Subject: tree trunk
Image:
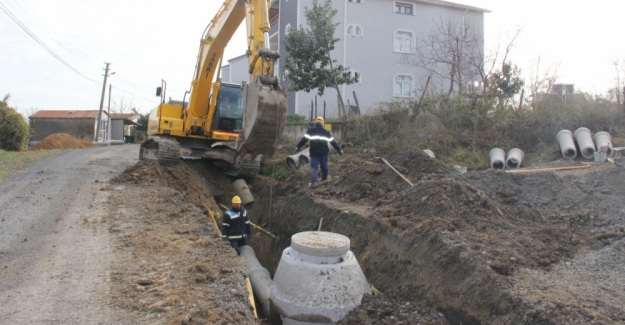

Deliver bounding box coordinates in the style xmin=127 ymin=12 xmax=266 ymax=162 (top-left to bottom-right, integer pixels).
xmin=328 ymin=56 xmax=347 ymax=120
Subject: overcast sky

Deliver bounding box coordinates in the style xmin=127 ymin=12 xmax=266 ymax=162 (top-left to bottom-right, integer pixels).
xmin=1 ymin=0 xmax=624 ymax=116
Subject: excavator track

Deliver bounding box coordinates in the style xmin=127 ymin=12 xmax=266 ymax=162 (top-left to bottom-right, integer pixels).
xmin=139 ymin=137 xmax=181 ymax=165
xmin=215 ymin=154 xmax=261 ymax=178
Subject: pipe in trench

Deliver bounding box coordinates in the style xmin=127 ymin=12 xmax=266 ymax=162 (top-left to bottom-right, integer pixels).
xmin=556 ymin=129 xmax=577 ymax=160
xmin=489 ymin=148 xmax=506 ymax=170
xmin=506 ymin=148 xmax=524 ymax=169
xmin=574 ymin=127 xmax=596 ymax=160
xmin=239 ymin=245 xmax=272 ymax=318
xmin=232 ymin=179 xmax=254 ymax=205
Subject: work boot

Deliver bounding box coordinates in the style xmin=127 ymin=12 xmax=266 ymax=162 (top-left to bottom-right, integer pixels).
xmin=309 ymin=182 xmax=318 ymax=188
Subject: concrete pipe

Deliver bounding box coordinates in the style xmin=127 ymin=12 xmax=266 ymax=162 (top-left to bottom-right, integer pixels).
xmin=574 ymin=127 xmax=596 ymax=160
xmin=594 ymin=131 xmax=613 ymax=157
xmin=489 ymin=148 xmax=506 ymax=170
xmin=298 ymin=148 xmax=310 ymax=166
xmin=506 ymin=148 xmax=524 ymax=169
xmin=423 ymin=149 xmax=435 ymax=158
xmin=270 ymin=231 xmax=371 ymax=325
xmin=556 ymin=130 xmax=577 ymax=160
xmin=232 ymin=179 xmax=254 ymax=205
xmin=239 ymin=246 xmax=272 ymax=318
xmin=286 ymin=148 xmax=310 ymax=170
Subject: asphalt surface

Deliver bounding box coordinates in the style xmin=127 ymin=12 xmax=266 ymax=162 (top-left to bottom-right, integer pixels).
xmin=0 ymin=145 xmax=139 ymax=324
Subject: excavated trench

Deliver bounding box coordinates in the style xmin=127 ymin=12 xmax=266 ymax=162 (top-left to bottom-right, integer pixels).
xmin=114 ymin=147 xmax=625 ymax=325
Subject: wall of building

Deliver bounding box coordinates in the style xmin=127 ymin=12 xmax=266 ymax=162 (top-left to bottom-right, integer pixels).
xmin=30 ymin=118 xmax=95 ymax=142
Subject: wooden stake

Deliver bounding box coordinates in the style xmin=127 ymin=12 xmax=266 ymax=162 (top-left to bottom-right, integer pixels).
xmin=318 ymin=218 xmax=323 ymax=231
xmin=505 ymin=164 xmax=590 ymax=174
xmin=378 ymin=158 xmax=414 ymax=186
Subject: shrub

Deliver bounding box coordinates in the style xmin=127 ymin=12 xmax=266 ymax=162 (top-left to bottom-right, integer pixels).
xmin=0 ymin=95 xmax=30 ymax=151
xmin=287 ymin=114 xmax=307 ymax=123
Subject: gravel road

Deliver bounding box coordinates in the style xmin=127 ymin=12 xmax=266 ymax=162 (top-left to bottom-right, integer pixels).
xmin=0 ymin=145 xmax=139 ymax=324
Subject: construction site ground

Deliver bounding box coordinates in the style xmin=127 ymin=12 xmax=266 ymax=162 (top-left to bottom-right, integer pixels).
xmin=1 ymin=134 xmax=624 ymax=324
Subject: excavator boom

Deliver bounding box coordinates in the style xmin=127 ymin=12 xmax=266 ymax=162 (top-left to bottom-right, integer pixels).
xmin=141 ymin=0 xmax=287 ymax=177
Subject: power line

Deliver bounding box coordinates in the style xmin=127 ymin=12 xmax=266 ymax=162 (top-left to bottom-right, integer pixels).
xmin=111 ymin=86 xmax=159 ymax=104
xmin=7 ymin=0 xmax=90 ymax=59
xmin=0 ymin=2 xmax=99 ymax=85
xmin=114 ymin=76 xmax=158 ymax=97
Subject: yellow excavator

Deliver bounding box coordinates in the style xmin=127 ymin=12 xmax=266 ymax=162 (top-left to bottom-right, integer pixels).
xmin=140 ymin=0 xmax=287 ymax=177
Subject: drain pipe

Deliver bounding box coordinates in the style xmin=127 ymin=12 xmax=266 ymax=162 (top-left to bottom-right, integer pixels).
xmin=239 ymin=245 xmax=272 ymax=318
xmin=506 ymin=148 xmax=524 ymax=169
xmin=298 ymin=149 xmax=310 ymax=166
xmin=574 ymin=127 xmax=596 ymax=159
xmin=423 ymin=149 xmax=435 ymax=158
xmin=594 ymin=131 xmax=613 ymax=157
xmin=286 ymin=148 xmax=310 ymax=170
xmin=489 ymin=148 xmax=506 ymax=170
xmin=556 ymin=130 xmax=577 ymax=160
xmin=232 ymin=179 xmax=254 ymax=205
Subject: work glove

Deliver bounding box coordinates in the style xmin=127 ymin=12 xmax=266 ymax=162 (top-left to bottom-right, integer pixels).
xmin=339 ymin=151 xmax=344 ymax=156
xmin=295 ymin=147 xmax=300 ymax=153
xmin=247 ymin=232 xmax=252 ymax=241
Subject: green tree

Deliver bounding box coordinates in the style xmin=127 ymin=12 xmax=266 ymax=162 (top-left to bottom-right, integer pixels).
xmin=488 ymin=61 xmax=524 ymax=108
xmin=0 ymin=94 xmax=30 ymax=151
xmin=283 ymin=0 xmax=356 ymax=120
xmin=135 ymin=113 xmax=149 ymax=132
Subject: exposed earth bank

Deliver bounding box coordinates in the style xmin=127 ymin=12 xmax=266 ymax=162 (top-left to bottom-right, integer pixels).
xmin=2 ymin=139 xmax=624 ymax=325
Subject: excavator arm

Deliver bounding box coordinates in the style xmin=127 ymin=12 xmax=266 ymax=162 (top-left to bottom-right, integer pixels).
xmin=142 ymin=0 xmax=286 ymax=176
xmin=188 ymin=0 xmax=286 ymax=158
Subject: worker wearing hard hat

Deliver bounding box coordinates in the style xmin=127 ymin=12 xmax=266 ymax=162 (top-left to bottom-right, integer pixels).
xmin=296 ymin=116 xmax=343 ymax=188
xmin=222 ymin=195 xmax=252 ymax=255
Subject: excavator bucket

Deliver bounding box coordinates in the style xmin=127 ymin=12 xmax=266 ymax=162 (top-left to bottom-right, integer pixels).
xmin=237 ymin=77 xmax=287 ymax=159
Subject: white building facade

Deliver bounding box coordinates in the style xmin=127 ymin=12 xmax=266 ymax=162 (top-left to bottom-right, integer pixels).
xmin=222 ymin=0 xmax=488 ymax=117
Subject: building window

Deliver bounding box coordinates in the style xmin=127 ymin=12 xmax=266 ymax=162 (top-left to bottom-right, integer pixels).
xmin=352 ymin=70 xmax=361 ymax=84
xmin=394 ymin=30 xmax=413 ymax=53
xmin=282 ymin=70 xmax=289 ymax=82
xmin=395 ymin=2 xmax=413 ymax=14
xmin=347 ymin=24 xmax=363 ymax=37
xmin=285 ymin=24 xmax=291 ymax=36
xmin=394 ymin=74 xmax=413 ymax=97
xmin=348 ymin=0 xmax=362 ymax=3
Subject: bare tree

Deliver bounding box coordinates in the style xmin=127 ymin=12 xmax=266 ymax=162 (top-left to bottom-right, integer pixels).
xmin=610 ymin=58 xmax=624 ymax=106
xmin=111 ymin=95 xmax=135 ymax=114
xmin=401 ymin=18 xmax=483 ymax=94
xmin=401 ymin=18 xmax=522 ymax=101
xmin=527 ymin=55 xmax=560 ymax=111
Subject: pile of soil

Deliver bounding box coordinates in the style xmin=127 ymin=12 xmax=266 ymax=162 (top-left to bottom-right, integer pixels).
xmin=106 ymin=160 xmax=259 ymax=324
xmin=249 ymin=147 xmax=625 ymax=325
xmin=98 ymin=146 xmax=625 ymax=324
xmin=28 ymin=133 xmax=94 ymax=150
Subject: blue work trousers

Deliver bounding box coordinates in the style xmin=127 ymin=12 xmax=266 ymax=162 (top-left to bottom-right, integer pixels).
xmin=229 ymin=238 xmax=247 ymax=255
xmin=310 ymin=155 xmax=329 ymax=183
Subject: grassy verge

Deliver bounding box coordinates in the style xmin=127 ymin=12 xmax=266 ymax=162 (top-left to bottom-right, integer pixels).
xmin=0 ymin=149 xmax=64 ymax=184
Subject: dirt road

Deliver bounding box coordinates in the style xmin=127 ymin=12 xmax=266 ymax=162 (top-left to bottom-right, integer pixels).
xmin=0 ymin=145 xmax=138 ymax=323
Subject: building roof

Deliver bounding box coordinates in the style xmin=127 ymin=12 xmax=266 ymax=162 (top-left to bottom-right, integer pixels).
xmin=30 ymin=110 xmax=100 ymax=119
xmin=30 ymin=110 xmax=141 ymax=120
xmin=413 ymin=0 xmax=490 ymax=13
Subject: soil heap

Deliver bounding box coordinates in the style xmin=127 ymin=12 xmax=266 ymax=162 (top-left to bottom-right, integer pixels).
xmin=28 ymin=133 xmax=94 ymax=150
xmin=248 ymin=147 xmax=625 ymax=325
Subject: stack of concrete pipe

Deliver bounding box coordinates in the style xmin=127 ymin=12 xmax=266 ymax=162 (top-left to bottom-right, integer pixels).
xmin=556 ymin=128 xmax=613 ymax=160
xmin=285 ymin=148 xmax=310 ymax=170
xmin=489 ymin=148 xmax=524 ymax=170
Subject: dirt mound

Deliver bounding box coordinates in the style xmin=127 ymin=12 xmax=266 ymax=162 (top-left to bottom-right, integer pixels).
xmin=28 ymin=133 xmax=94 ymax=150
xmin=249 ymin=149 xmax=625 ymax=324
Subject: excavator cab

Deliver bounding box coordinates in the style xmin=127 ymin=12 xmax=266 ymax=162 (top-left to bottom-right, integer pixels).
xmin=213 ymin=83 xmax=244 ymax=133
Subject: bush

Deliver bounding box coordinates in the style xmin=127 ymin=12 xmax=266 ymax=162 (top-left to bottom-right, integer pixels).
xmin=343 ymin=93 xmax=625 ymax=169
xmin=0 ymin=95 xmax=30 ymax=151
xmin=287 ymin=114 xmax=306 ymax=123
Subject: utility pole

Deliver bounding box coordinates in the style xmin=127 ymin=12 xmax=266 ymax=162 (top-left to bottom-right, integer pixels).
xmin=95 ymin=62 xmax=112 ymax=142
xmin=107 ymin=84 xmax=112 ymax=141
